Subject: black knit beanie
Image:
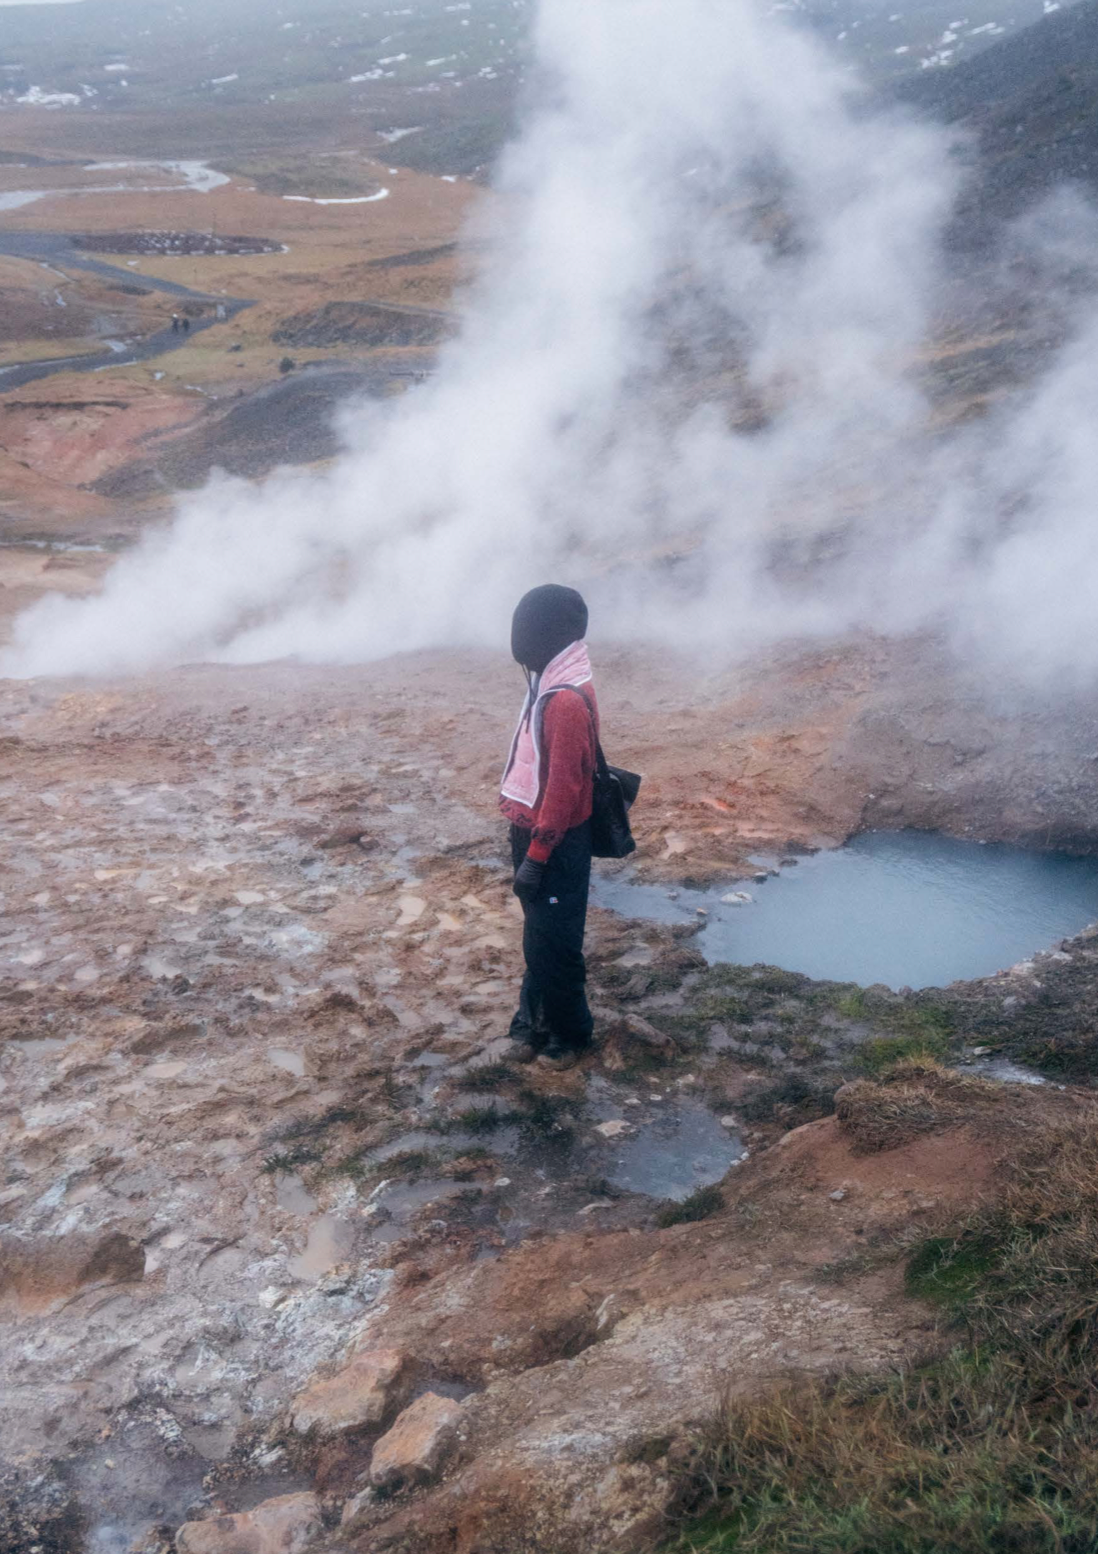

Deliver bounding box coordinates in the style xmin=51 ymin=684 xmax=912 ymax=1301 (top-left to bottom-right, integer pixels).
xmin=511 ymin=584 xmax=589 ymax=674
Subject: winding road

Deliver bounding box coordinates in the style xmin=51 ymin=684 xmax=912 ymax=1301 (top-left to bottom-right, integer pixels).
xmin=0 ymin=232 xmax=254 ymax=390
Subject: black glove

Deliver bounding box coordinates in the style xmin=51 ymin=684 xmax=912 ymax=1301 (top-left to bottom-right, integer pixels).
xmin=513 ymin=856 xmax=546 ymax=906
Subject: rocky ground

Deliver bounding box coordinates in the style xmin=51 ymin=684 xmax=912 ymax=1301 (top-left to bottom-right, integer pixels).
xmin=3 ymin=635 xmax=1098 ymax=1553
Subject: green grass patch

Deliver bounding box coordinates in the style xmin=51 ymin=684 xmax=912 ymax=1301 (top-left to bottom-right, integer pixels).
xmin=833 ymin=986 xmax=871 ymax=1020
xmin=904 ymin=1233 xmax=1005 ymax=1309
xmin=1014 ymin=1031 xmax=1098 ymax=1079
xmin=459 ymin=1062 xmax=519 ymax=1092
xmin=322 ymin=1146 xmax=445 ymax=1184
xmin=261 ymin=1145 xmax=321 ymax=1175
xmin=837 ymin=986 xmax=954 ymax=1038
xmin=430 ymin=1104 xmax=523 ymax=1137
xmin=674 ymin=970 xmax=959 ymax=1077
xmin=657 ymin=1184 xmax=724 ymax=1229
xmin=274 ymin=1101 xmax=376 ymax=1143
xmin=516 ymin=1089 xmax=578 ymax=1139
xmin=856 ymin=1028 xmax=952 ymax=1075
xmin=665 ymin=1116 xmax=1098 ymax=1554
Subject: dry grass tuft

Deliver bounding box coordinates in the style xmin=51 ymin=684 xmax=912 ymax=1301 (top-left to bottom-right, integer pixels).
xmin=835 ymin=1061 xmax=1001 ymax=1155
xmin=665 ymin=1111 xmax=1098 ymax=1554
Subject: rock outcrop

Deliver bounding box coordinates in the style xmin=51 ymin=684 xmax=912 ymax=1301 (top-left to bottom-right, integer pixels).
xmin=292 ymin=1349 xmax=408 ymax=1437
xmin=175 ymin=1493 xmax=322 ymax=1554
xmin=368 ymin=1392 xmax=464 ymax=1491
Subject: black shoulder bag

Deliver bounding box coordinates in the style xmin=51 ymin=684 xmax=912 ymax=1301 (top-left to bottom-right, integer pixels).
xmin=568 ymin=687 xmax=641 ymax=860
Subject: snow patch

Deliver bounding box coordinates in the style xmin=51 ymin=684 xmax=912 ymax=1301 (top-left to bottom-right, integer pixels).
xmin=283 ymin=189 xmax=390 ymax=205
xmin=15 ymin=85 xmax=81 ymax=107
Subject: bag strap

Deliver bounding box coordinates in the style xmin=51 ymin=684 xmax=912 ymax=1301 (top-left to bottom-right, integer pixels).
xmin=561 ymin=684 xmax=611 ymax=781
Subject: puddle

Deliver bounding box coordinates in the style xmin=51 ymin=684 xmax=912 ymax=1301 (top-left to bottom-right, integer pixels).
xmin=141 ymin=953 xmax=185 ymax=981
xmin=275 ymin=1172 xmax=318 ymax=1216
xmin=146 ymin=1060 xmax=187 ymax=1080
xmin=595 ymin=830 xmax=1098 ymax=990
xmin=583 ymin=1080 xmax=745 ymax=1201
xmin=372 ymin=1130 xmax=441 ymax=1160
xmin=288 ymin=1216 xmax=356 ymax=1281
xmin=436 ymin=1091 xmax=740 ymax=1211
xmin=964 ymin=1055 xmax=1049 ymax=1087
xmin=268 ymin=1047 xmax=306 ymax=1077
xmin=368 ymin=1179 xmax=465 ymax=1242
xmin=7 ymin=1032 xmax=76 ymax=1058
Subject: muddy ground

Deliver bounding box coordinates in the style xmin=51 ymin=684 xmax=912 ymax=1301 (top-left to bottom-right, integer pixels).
xmin=3 ymin=633 xmax=1098 ymax=1552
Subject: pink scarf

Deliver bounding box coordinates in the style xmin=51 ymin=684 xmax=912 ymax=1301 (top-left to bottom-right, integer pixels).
xmin=501 ymin=640 xmax=593 ymax=808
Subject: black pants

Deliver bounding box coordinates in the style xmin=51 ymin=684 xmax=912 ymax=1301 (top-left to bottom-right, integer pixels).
xmin=509 ymin=821 xmax=594 ymax=1051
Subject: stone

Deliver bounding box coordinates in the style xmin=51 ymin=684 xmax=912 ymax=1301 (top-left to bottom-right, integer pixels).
xmin=341 ymin=1488 xmax=374 ymax=1527
xmin=369 ymin=1392 xmax=464 ymax=1490
xmin=315 ymin=826 xmax=368 ymax=850
xmin=612 ymin=1012 xmax=678 ymax=1060
xmin=829 ymin=1189 xmax=847 ymax=1202
xmin=292 ymin=1348 xmax=407 ymax=1436
xmin=175 ymin=1493 xmax=322 ymax=1554
xmin=595 ymin=1120 xmax=633 ymax=1141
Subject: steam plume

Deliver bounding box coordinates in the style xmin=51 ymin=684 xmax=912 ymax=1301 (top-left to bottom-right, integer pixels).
xmin=4 ymin=0 xmax=1098 ymax=683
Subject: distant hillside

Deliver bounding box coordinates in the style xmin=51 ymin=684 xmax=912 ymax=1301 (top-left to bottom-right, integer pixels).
xmin=899 ymin=0 xmax=1098 ymax=221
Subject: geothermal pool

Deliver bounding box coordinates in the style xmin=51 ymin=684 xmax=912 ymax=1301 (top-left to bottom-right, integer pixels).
xmin=595 ymin=830 xmax=1098 ymax=990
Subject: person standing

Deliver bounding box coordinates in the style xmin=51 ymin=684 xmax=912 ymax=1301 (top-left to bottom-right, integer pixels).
xmin=501 ymin=585 xmax=598 ymax=1070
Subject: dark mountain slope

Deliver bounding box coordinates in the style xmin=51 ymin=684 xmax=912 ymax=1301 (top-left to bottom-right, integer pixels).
xmin=899 ymin=0 xmax=1098 ymax=219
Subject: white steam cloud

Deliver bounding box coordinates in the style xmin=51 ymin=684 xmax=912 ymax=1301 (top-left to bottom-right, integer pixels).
xmin=4 ymin=0 xmax=1098 ymax=683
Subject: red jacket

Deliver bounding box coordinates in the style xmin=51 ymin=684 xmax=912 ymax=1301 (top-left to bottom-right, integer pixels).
xmin=500 ymin=684 xmax=599 ymax=862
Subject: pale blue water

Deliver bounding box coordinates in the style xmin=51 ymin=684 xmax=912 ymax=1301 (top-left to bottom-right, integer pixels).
xmin=595 ymin=830 xmax=1098 ymax=990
